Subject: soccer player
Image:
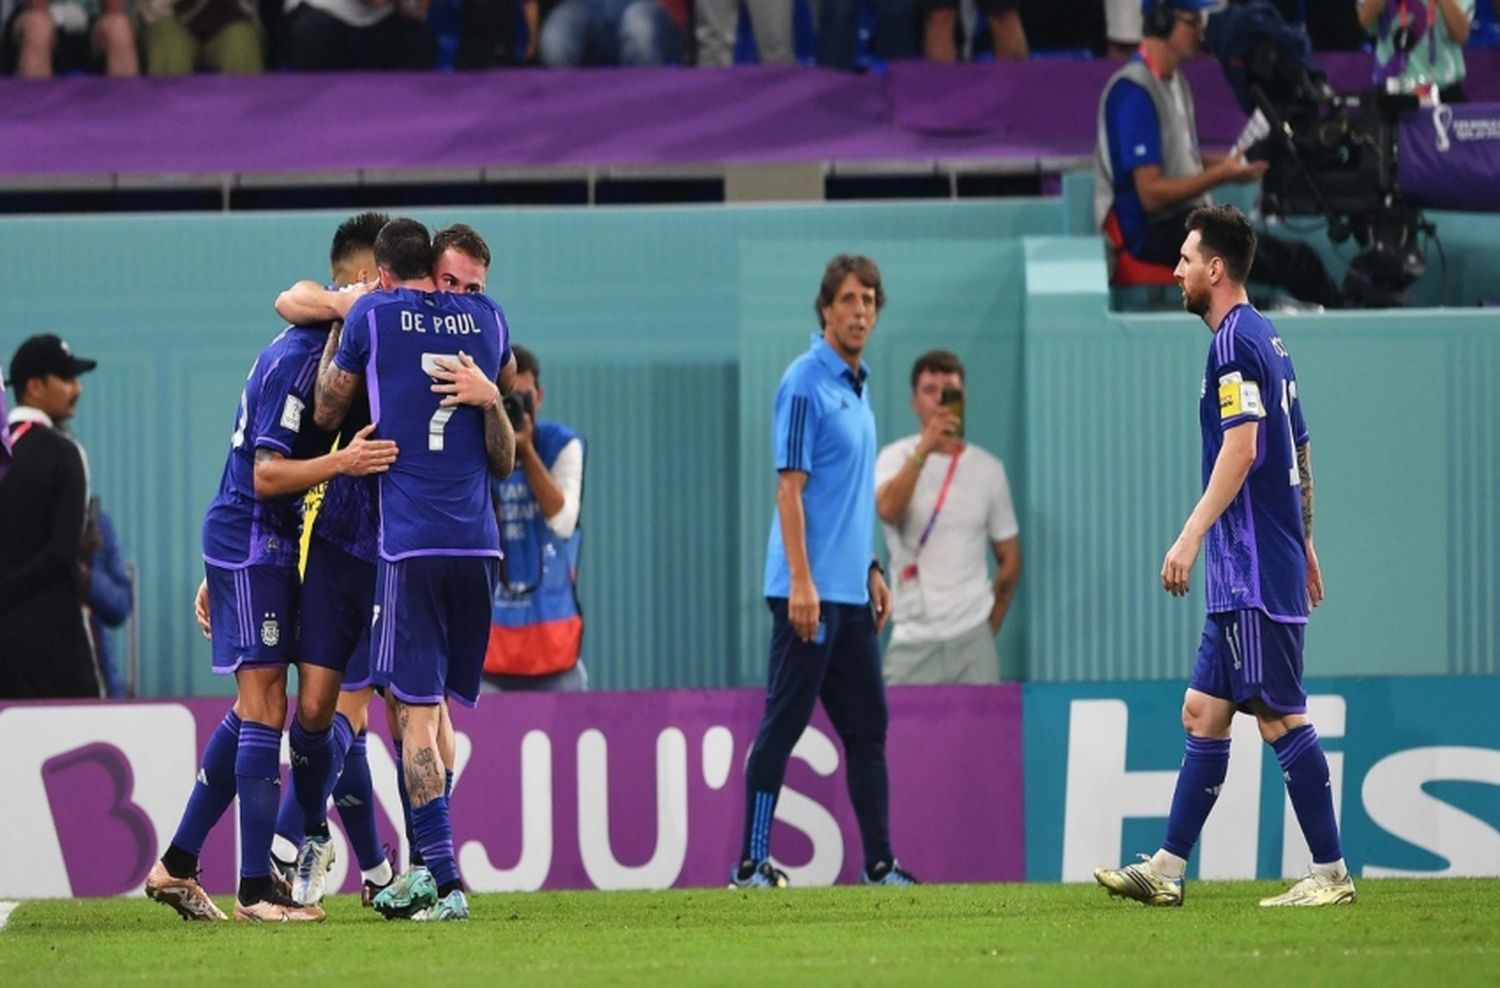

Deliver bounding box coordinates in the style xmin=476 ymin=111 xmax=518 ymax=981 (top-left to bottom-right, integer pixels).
xmin=732 ymin=255 xmax=915 ymax=890
xmin=251 ymin=210 xmax=393 ymax=907
xmin=268 ymin=222 xmax=506 ymax=907
xmin=1094 ymin=205 xmax=1355 ymax=908
xmin=146 ymin=216 xmax=401 ymax=923
xmin=314 ymin=218 xmax=514 ymax=922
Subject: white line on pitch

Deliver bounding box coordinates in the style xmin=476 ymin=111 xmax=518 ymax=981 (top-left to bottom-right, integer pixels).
xmin=0 ymin=901 xmax=18 ymax=931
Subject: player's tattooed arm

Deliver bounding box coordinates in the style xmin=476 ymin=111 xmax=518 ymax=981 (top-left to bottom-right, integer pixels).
xmin=314 ymin=322 xmax=360 ymax=431
xmin=1296 ymin=441 xmax=1314 ymax=539
xmin=1297 ymin=441 xmax=1325 ymax=607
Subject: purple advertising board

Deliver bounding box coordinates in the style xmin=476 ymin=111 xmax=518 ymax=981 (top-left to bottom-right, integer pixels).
xmin=1397 ymin=103 xmax=1500 ymax=213
xmin=0 ymin=686 xmax=1023 ymax=898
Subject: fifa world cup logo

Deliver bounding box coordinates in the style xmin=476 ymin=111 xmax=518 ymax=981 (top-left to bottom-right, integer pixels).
xmin=1433 ymin=105 xmax=1454 ymax=153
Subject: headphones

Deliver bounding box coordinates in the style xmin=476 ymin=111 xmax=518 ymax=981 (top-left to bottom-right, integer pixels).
xmin=1143 ymin=0 xmax=1177 ymax=39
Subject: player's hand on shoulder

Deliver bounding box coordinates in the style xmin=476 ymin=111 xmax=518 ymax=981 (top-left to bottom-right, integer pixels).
xmin=430 ymin=350 xmax=500 ymax=410
xmin=334 ymin=281 xmax=373 ymax=319
xmin=339 ymin=423 xmax=399 ymax=476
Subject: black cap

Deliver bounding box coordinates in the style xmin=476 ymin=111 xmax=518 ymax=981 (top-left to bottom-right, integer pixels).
xmin=8 ymin=334 xmax=97 ymax=392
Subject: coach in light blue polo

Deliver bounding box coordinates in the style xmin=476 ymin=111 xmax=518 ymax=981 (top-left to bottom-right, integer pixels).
xmin=762 ymin=336 xmax=877 ymax=605
xmin=732 ymin=254 xmax=918 ymax=892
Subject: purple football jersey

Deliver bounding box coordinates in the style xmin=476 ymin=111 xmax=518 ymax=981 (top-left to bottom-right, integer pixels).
xmin=202 ymin=325 xmax=332 ymax=569
xmin=1198 ymin=303 xmax=1310 ymax=622
xmin=310 ymin=389 xmax=379 ymax=565
xmin=334 ymin=288 xmax=510 ymax=561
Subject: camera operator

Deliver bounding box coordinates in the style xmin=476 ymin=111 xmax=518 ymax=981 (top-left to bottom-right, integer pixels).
xmin=1360 ymin=0 xmax=1473 ymax=104
xmin=484 ymin=344 xmax=587 ymax=692
xmin=1094 ymin=0 xmax=1344 ymax=309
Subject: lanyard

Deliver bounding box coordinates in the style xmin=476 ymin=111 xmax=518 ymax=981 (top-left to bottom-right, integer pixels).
xmin=915 ymin=447 xmax=963 ymax=552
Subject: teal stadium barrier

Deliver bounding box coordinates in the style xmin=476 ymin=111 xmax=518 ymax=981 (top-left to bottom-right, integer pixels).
xmin=1023 ymin=676 xmax=1500 ymax=880
xmin=0 ymin=192 xmax=1495 ymax=695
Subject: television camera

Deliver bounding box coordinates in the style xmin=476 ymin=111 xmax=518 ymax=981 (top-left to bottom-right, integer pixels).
xmin=1205 ymin=0 xmax=1433 ymax=307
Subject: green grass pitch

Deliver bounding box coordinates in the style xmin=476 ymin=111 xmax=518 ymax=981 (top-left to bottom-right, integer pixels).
xmin=4 ymin=879 xmax=1498 ymax=986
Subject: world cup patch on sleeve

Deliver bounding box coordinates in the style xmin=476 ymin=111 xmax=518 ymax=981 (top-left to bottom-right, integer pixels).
xmin=280 ymin=394 xmax=305 ymax=432
xmin=1217 ymin=373 xmax=1263 ymax=420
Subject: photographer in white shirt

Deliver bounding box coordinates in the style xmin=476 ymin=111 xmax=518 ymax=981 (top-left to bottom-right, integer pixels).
xmin=874 ymin=350 xmax=1021 ymax=685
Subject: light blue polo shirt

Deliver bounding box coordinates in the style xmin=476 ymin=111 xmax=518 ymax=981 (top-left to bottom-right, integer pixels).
xmin=763 ymin=335 xmax=876 ymax=605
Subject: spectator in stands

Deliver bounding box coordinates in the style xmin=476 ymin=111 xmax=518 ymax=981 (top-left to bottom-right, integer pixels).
xmin=923 ymin=0 xmax=1027 ymax=61
xmin=875 ymin=350 xmax=1021 ymax=685
xmin=4 ymin=0 xmax=137 ymax=77
xmin=1360 ymin=0 xmax=1473 ymax=103
xmin=538 ymin=0 xmax=680 ymax=66
xmin=695 ymin=0 xmax=792 ymax=66
xmin=84 ymin=500 xmax=134 ymax=697
xmin=1094 ymin=0 xmax=1344 ymax=308
xmin=281 ymin=0 xmax=435 ymax=70
xmin=1104 ymin=0 xmax=1142 ymax=55
xmin=0 ymin=334 xmax=101 ymax=699
xmin=138 ymin=0 xmax=264 ymax=74
xmin=483 ymin=344 xmax=588 ymax=692
xmin=818 ymin=0 xmax=917 ymax=69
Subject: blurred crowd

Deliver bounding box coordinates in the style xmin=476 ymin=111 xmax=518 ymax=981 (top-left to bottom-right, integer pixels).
xmin=3 ymin=0 xmax=1495 ymax=78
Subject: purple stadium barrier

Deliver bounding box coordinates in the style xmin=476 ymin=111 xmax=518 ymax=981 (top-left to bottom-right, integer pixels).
xmin=0 ymin=685 xmax=1023 ymax=897
xmin=2 ymin=56 xmax=1496 ymax=178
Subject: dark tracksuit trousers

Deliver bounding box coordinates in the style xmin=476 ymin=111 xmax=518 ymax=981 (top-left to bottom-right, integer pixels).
xmin=740 ymin=598 xmax=892 ymax=873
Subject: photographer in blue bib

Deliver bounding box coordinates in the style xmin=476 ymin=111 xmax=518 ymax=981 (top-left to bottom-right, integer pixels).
xmin=483 ymin=344 xmax=587 ymax=692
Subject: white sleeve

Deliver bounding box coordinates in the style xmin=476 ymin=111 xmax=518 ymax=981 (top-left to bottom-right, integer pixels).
xmin=875 ymin=438 xmax=912 ymax=487
xmin=543 ymin=438 xmax=584 ymax=540
xmin=988 ymin=459 xmax=1020 ymax=542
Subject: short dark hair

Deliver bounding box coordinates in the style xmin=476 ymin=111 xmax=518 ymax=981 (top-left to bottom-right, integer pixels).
xmin=814 ymin=255 xmax=885 ymax=327
xmin=909 ymin=349 xmax=965 ymax=392
xmin=1185 ymin=205 xmax=1257 ymax=284
xmin=330 ymin=211 xmax=389 ymax=267
xmin=374 ymin=218 xmax=433 ymax=281
xmin=512 ymin=343 xmax=539 ymax=381
xmin=432 ymin=223 xmax=491 ymax=268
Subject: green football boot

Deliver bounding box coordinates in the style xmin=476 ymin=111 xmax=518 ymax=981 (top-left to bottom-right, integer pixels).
xmin=372 ymin=866 xmax=437 ymax=920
